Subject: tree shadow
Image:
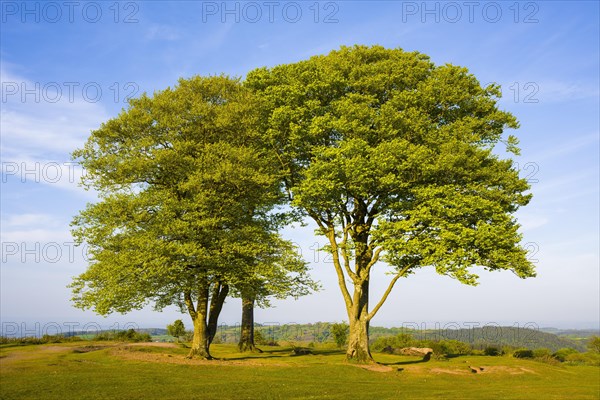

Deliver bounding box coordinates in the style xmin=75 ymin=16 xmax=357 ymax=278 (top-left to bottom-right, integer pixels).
xmin=381 ymin=358 xmax=430 ymax=366
xmin=221 ymin=347 xmax=345 ymax=361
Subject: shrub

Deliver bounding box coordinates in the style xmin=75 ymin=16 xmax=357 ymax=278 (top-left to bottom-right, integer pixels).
xmin=0 ymin=335 xmax=82 ymax=345
xmin=254 ymin=329 xmax=278 ymax=346
xmin=167 ymin=320 xmax=186 ymax=341
xmin=533 ymin=348 xmax=552 ymax=358
xmin=513 ymin=349 xmax=534 ymax=358
xmin=331 ymin=323 xmax=349 ymax=348
xmin=501 ymin=346 xmax=516 ymax=356
xmin=563 ymin=352 xmax=600 ymax=366
xmin=371 ymin=333 xmax=416 ymax=353
xmin=587 ymin=336 xmax=600 ymax=354
xmin=93 ymin=329 xmax=151 ymax=342
xmin=553 ymin=348 xmax=579 ymax=362
xmin=484 ymin=346 xmax=501 ymax=356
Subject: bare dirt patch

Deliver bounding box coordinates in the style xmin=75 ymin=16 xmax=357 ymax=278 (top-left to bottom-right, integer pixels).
xmin=111 ymin=347 xmax=293 ymax=368
xmin=72 ymin=345 xmax=110 ymax=353
xmin=478 ymin=366 xmax=538 ymax=375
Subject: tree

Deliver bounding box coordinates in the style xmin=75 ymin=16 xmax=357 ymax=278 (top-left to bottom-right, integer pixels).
xmin=70 ymin=76 xmax=294 ymax=359
xmin=331 ymin=322 xmax=349 ymax=348
xmin=588 ymin=336 xmax=600 ymax=354
xmin=246 ymin=45 xmax=536 ymax=362
xmin=167 ymin=319 xmax=186 ymax=341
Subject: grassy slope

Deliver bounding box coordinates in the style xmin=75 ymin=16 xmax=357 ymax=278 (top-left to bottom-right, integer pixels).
xmin=1 ymin=343 xmax=599 ymax=400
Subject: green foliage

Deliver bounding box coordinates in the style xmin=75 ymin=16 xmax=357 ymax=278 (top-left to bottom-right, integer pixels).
xmin=93 ymin=329 xmax=151 ymax=343
xmin=69 ymin=75 xmax=315 ymax=359
xmin=532 ymin=348 xmax=552 ymax=358
xmin=371 ymin=333 xmax=416 ymax=352
xmin=564 ymin=352 xmax=600 ymax=366
xmin=433 ymin=340 xmax=471 ymax=356
xmin=553 ymin=347 xmax=579 ymax=362
xmin=331 ymin=323 xmax=349 ymax=348
xmin=484 ymin=346 xmax=502 ymax=356
xmin=513 ymin=349 xmax=534 ymax=358
xmin=0 ymin=335 xmax=82 ymax=345
xmin=254 ymin=329 xmax=278 ymax=346
xmin=167 ymin=320 xmax=186 ymax=340
xmin=587 ymin=336 xmax=600 ymax=353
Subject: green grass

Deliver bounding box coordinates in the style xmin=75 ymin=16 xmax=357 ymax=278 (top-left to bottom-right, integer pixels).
xmin=1 ymin=342 xmax=599 ymax=399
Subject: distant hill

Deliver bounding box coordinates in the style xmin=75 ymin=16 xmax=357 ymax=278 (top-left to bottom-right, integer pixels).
xmin=4 ymin=323 xmax=592 ymax=352
xmin=408 ymin=326 xmax=588 ymax=352
xmin=207 ymin=323 xmax=588 ymax=352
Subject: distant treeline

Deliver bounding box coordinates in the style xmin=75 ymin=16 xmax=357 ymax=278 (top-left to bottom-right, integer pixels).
xmin=3 ymin=323 xmax=595 ymax=353
xmin=181 ymin=323 xmax=591 ymax=353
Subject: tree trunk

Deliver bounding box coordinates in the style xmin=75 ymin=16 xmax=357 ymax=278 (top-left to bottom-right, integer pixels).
xmin=347 ymin=315 xmax=372 ymax=362
xmin=188 ymin=314 xmax=212 ymax=359
xmin=186 ymin=285 xmax=213 ymax=359
xmin=346 ymin=278 xmax=374 ymax=363
xmin=238 ymin=294 xmax=262 ymax=352
xmin=207 ymin=282 xmax=229 ymax=345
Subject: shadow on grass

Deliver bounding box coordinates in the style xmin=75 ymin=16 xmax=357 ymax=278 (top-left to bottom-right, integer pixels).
xmin=221 ymin=347 xmax=345 ymax=361
xmin=379 ymin=354 xmax=463 ymax=366
xmin=381 ymin=358 xmax=431 ymax=366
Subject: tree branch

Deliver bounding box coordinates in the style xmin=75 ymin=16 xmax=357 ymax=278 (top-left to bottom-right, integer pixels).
xmin=365 ymin=247 xmax=383 ymax=272
xmin=340 ymin=222 xmax=359 ymax=283
xmin=367 ymin=265 xmax=411 ymax=321
xmin=184 ymin=290 xmax=196 ymax=320
xmin=325 ymin=228 xmax=354 ymax=309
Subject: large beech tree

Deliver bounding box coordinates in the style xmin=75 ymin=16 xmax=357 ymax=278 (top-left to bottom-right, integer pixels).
xmin=70 ymin=76 xmax=307 ymax=359
xmin=246 ymin=45 xmax=536 ymax=362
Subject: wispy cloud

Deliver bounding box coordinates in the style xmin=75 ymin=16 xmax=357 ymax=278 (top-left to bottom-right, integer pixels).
xmin=1 ymin=67 xmax=105 ymax=197
xmin=526 ymin=133 xmax=599 ymax=162
xmin=537 ymin=80 xmax=600 ymax=103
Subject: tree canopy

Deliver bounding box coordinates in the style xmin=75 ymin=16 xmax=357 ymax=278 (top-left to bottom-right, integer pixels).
xmin=70 ymin=76 xmax=311 ymax=358
xmin=245 ymin=45 xmax=535 ymax=362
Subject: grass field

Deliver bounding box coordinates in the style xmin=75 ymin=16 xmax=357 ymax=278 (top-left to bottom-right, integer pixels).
xmin=1 ymin=342 xmax=599 ymax=399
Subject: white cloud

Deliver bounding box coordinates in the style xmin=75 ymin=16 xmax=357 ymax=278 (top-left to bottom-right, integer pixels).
xmin=1 ymin=213 xmax=61 ymax=228
xmin=538 ymin=80 xmax=600 ymax=103
xmin=525 ymin=133 xmax=599 ymax=163
xmin=1 ymin=68 xmax=109 ymax=161
xmin=0 ymin=68 xmax=105 ymax=197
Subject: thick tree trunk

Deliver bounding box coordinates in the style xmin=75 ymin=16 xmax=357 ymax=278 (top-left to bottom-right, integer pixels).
xmin=347 ymin=315 xmax=372 ymax=362
xmin=207 ymin=282 xmax=229 ymax=345
xmin=186 ymin=284 xmax=213 ymax=359
xmin=188 ymin=315 xmax=212 ymax=359
xmin=238 ymin=294 xmax=262 ymax=352
xmin=346 ymin=278 xmax=374 ymax=363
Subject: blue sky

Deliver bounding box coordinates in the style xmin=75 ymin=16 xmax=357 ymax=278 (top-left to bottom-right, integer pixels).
xmin=1 ymin=1 xmax=598 ymax=335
